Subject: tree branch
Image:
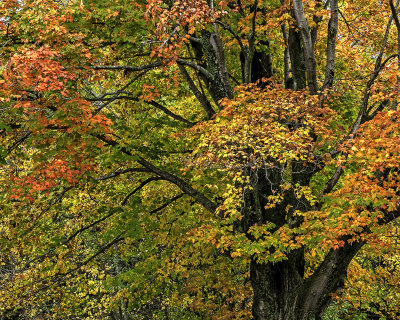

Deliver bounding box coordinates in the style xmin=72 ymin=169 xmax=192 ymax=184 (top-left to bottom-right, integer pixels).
xmin=137 ymin=157 xmax=219 ymax=213
xmin=300 ymin=239 xmax=365 ymax=318
xmin=89 ymin=94 xmax=195 ymax=127
xmin=318 ymin=12 xmax=398 ymax=201
xmin=147 ymin=100 xmax=196 ymax=127
xmin=215 ymin=20 xmax=245 ymax=53
xmin=177 ymin=58 xmax=214 ymax=81
xmin=150 ymin=193 xmax=185 ymax=214
xmin=96 ymin=167 xmax=151 ymax=181
xmin=122 ymin=177 xmax=164 ymax=206
xmin=178 ymin=64 xmax=216 ymax=119
xmin=93 ymin=70 xmax=150 ymax=114
xmin=91 ymin=61 xmax=162 ymax=72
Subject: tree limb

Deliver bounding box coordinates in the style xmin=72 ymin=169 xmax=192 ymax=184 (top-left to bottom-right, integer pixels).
xmin=96 ymin=167 xmax=151 ymax=181
xmin=147 ymin=100 xmax=196 ymax=127
xmin=150 ymin=193 xmax=185 ymax=214
xmin=121 ymin=177 xmax=164 ymax=206
xmin=177 ymin=58 xmax=214 ymax=81
xmin=178 ymin=64 xmax=216 ymax=119
xmin=137 ymin=157 xmax=219 ymax=213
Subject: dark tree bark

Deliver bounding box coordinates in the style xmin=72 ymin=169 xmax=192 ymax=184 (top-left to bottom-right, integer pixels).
xmin=240 ymin=163 xmax=365 ymax=320
xmin=200 ymin=30 xmax=234 ymax=106
xmin=288 ymin=26 xmax=307 ymax=90
xmin=240 ymin=40 xmax=274 ymax=86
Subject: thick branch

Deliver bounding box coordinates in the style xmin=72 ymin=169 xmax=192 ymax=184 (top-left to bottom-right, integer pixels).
xmin=300 ymin=240 xmax=364 ymax=318
xmin=177 ymin=58 xmax=214 ymax=81
xmin=89 ymin=94 xmax=195 ymax=127
xmin=311 ymin=0 xmax=323 ymax=47
xmin=97 ymin=167 xmax=151 ymax=181
xmin=94 ymin=134 xmax=218 ymax=213
xmin=281 ymin=24 xmax=290 ymax=87
xmin=137 ymin=157 xmax=219 ymax=213
xmin=147 ymin=100 xmax=196 ymax=126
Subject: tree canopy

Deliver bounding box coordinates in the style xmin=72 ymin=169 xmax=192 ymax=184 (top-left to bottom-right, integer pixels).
xmin=1 ymin=0 xmax=400 ymax=319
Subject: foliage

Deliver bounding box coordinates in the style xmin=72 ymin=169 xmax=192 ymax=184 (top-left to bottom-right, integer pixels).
xmin=1 ymin=0 xmax=400 ymax=319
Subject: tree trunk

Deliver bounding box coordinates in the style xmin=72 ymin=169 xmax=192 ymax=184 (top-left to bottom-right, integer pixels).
xmin=201 ymin=30 xmax=234 ymax=106
xmin=249 ymin=230 xmax=364 ymax=320
xmin=240 ymin=165 xmax=364 ymax=320
xmin=288 ymin=27 xmax=306 ymax=90
xmin=250 ymin=252 xmax=304 ymax=320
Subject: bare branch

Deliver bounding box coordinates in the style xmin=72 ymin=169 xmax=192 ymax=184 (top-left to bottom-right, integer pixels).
xmin=96 ymin=129 xmax=217 ymax=213
xmin=63 ymin=211 xmax=116 ymax=245
xmin=89 ymin=94 xmax=195 ymax=127
xmin=137 ymin=157 xmax=219 ymax=213
xmin=93 ymin=70 xmax=149 ymax=114
xmin=7 ymin=131 xmax=32 ymax=153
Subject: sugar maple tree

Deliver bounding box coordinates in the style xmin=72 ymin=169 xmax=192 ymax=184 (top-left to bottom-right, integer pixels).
xmin=1 ymin=0 xmax=400 ymax=319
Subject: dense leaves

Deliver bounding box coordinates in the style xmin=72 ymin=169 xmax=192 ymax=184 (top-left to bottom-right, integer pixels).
xmin=1 ymin=0 xmax=400 ymax=319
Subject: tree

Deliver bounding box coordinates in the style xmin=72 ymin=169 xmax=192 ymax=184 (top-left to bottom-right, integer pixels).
xmin=1 ymin=0 xmax=400 ymax=319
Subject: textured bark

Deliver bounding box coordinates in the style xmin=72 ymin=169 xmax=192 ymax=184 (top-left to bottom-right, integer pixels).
xmin=251 ymin=252 xmax=304 ymax=320
xmin=292 ymin=0 xmax=318 ymax=94
xmin=240 ymin=44 xmax=274 ymax=86
xmin=322 ymin=0 xmax=338 ymax=90
xmin=299 ymin=241 xmax=364 ymax=319
xmin=288 ymin=27 xmax=306 ymax=90
xmin=210 ymin=31 xmax=234 ymax=99
xmin=240 ymin=163 xmax=364 ymax=320
xmin=281 ymin=24 xmax=291 ymax=88
xmin=250 ymin=241 xmax=364 ymax=320
xmin=242 ymin=45 xmax=255 ymax=84
xmin=201 ymin=30 xmax=234 ymax=106
xmin=241 ymin=0 xmax=258 ymax=84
